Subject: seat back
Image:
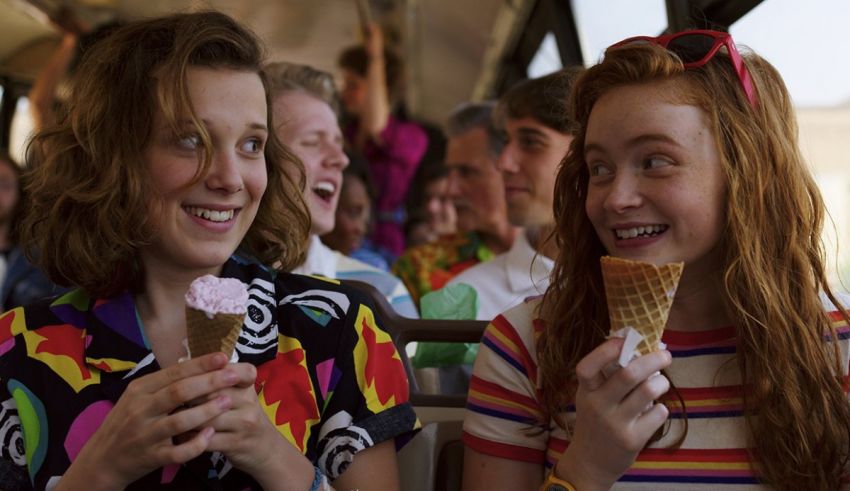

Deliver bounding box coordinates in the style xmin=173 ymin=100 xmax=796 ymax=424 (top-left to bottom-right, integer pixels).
xmin=340 ymin=280 xmax=487 ymax=491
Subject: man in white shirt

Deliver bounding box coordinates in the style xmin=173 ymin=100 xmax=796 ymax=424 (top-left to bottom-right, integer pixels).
xmin=437 ymin=68 xmax=581 ymax=321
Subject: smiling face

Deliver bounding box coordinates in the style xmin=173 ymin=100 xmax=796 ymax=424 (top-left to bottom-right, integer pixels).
xmin=584 ymin=81 xmax=726 ymax=275
xmin=274 ymin=91 xmax=349 ymax=236
xmin=322 ymin=173 xmax=370 ymax=254
xmin=141 ymin=67 xmax=268 ymax=277
xmin=498 ymin=116 xmax=572 ymax=227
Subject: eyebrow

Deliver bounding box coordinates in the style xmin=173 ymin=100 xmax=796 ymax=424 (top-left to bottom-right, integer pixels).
xmin=584 ymin=133 xmax=682 ymax=154
xmin=181 ymin=119 xmax=268 ymax=133
xmin=516 ymin=127 xmax=548 ymax=140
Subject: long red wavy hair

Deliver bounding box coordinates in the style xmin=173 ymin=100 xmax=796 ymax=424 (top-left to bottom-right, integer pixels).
xmin=538 ymin=42 xmax=850 ymax=490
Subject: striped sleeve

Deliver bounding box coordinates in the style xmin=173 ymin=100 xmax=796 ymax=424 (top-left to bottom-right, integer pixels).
xmin=462 ymin=299 xmax=547 ymax=464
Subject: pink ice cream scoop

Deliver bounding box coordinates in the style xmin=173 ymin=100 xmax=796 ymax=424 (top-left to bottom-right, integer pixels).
xmin=185 ymin=275 xmax=248 ymax=358
xmin=185 ymin=275 xmax=249 ymax=317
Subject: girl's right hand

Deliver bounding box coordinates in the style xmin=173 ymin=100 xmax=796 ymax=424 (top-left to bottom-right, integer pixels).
xmin=58 ymin=352 xmax=240 ymax=490
xmin=554 ymin=337 xmax=673 ymax=491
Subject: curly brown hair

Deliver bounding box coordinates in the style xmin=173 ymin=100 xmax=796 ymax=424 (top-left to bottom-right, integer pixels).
xmin=20 ymin=11 xmax=310 ymax=298
xmin=538 ymin=42 xmax=850 ymax=489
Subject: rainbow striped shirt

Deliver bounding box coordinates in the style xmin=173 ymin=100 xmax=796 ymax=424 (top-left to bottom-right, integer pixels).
xmin=462 ymin=297 xmax=850 ymax=489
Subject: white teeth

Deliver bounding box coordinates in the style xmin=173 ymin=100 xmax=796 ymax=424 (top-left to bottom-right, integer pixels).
xmin=615 ymin=225 xmax=666 ymax=239
xmin=187 ymin=207 xmax=235 ymax=222
xmin=314 ymin=181 xmax=336 ymax=194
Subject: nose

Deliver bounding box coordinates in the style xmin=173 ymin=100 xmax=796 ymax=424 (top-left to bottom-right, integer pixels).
xmin=445 ymin=168 xmax=462 ymax=199
xmin=602 ymin=172 xmax=642 ymax=213
xmin=496 ymin=143 xmax=519 ymax=174
xmin=352 ymin=217 xmax=366 ymax=236
xmin=206 ymin=150 xmax=244 ymax=194
xmin=324 ymin=142 xmax=349 ymax=170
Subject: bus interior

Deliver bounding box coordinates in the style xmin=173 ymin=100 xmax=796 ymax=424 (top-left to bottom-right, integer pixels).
xmin=2 ymin=1 xmax=850 ymax=489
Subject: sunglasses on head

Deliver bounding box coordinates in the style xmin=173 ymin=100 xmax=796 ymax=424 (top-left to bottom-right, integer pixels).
xmin=610 ymin=29 xmax=757 ymax=108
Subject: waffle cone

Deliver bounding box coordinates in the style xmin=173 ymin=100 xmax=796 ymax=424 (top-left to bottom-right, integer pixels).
xmin=601 ymin=256 xmax=683 ymax=356
xmin=185 ymin=307 xmax=245 ymax=359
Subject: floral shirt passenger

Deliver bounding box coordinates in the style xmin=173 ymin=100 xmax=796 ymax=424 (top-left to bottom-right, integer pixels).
xmin=0 ymin=256 xmax=419 ymax=490
xmin=392 ymin=232 xmax=494 ymax=309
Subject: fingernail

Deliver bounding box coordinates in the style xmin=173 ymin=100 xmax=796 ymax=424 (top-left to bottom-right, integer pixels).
xmin=223 ymin=370 xmax=238 ymax=384
xmin=213 ymin=352 xmax=228 ymax=365
xmin=217 ymin=395 xmax=231 ymax=409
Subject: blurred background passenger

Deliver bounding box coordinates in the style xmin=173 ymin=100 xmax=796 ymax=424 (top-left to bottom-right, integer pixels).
xmin=338 ymin=23 xmax=428 ymax=259
xmin=322 ymin=152 xmax=390 ymax=271
xmin=268 ymin=61 xmax=418 ymax=318
xmin=393 ymin=101 xmax=516 ymax=309
xmin=0 ymin=151 xmax=61 ymax=310
xmin=440 ymin=68 xmax=581 ymax=321
xmin=28 ymin=16 xmax=123 ymax=132
xmin=404 ymin=162 xmax=456 ymax=247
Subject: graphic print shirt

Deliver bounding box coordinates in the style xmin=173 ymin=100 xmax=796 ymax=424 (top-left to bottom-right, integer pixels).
xmin=0 ymin=256 xmax=419 ymax=490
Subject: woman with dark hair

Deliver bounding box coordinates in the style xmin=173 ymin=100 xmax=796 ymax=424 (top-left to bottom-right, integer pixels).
xmin=462 ymin=31 xmax=850 ymax=490
xmin=338 ymin=23 xmax=428 ymax=259
xmin=0 ymin=11 xmax=416 ymax=490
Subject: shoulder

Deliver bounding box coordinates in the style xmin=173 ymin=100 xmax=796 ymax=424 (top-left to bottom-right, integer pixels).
xmin=820 ymin=290 xmax=850 ymax=312
xmin=0 ymin=289 xmax=90 ymax=344
xmin=447 ymin=253 xmax=506 ymax=287
xmin=335 ymin=255 xmax=407 ymax=295
xmin=275 ymin=272 xmax=383 ymax=324
xmin=483 ymin=297 xmax=544 ymax=352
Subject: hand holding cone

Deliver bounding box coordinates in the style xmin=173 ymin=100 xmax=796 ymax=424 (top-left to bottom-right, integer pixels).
xmin=601 ymin=256 xmax=683 ymax=357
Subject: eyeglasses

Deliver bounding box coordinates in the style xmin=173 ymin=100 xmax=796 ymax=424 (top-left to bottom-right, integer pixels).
xmin=610 ymin=30 xmax=757 ymax=108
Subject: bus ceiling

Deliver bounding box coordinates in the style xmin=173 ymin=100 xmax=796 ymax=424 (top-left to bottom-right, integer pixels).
xmin=0 ymin=0 xmax=764 ymax=127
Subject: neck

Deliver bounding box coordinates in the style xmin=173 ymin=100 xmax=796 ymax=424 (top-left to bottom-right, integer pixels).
xmin=135 ymin=257 xmax=222 ymax=367
xmin=479 ymin=223 xmax=520 ymax=255
xmin=525 ymin=224 xmax=558 ymax=260
xmin=666 ymin=267 xmax=731 ymax=331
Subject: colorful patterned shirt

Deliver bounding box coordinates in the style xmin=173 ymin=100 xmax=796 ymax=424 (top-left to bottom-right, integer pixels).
xmin=0 ymin=256 xmax=419 ymax=490
xmin=463 ymin=296 xmax=850 ymax=489
xmin=392 ymin=232 xmax=495 ymax=309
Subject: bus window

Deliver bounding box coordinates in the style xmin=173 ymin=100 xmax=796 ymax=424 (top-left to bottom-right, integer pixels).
xmin=732 ymin=0 xmax=850 ymax=286
xmin=9 ymin=96 xmax=32 ymax=166
xmin=527 ymin=32 xmax=562 ymax=78
xmin=572 ymin=0 xmax=667 ymax=65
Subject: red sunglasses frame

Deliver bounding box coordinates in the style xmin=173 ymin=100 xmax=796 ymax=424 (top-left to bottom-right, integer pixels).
xmin=610 ymin=29 xmax=757 ymax=108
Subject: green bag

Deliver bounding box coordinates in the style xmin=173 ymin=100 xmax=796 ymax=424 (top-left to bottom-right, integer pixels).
xmin=412 ymin=283 xmax=480 ymax=368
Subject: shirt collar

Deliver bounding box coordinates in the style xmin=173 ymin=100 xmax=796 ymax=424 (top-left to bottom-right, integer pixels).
xmin=504 ymin=231 xmax=555 ymax=293
xmin=292 ymin=235 xmax=338 ymax=278
xmin=76 ymin=255 xmax=278 ymax=374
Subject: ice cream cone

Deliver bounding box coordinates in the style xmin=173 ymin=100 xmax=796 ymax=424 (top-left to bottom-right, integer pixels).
xmin=185 ymin=307 xmax=245 ymax=358
xmin=601 ymin=256 xmax=683 ymax=356
xmin=184 ymin=275 xmax=249 ymax=359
